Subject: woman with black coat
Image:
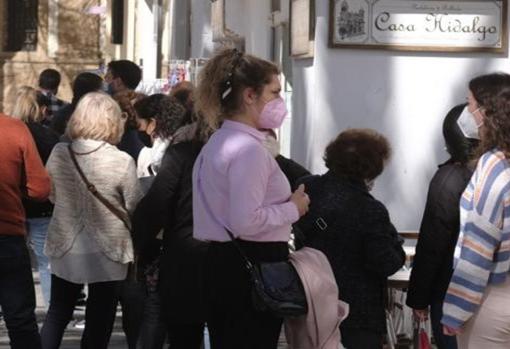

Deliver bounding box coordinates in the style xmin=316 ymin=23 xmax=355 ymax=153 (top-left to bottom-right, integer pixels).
xmin=132 ymin=120 xmax=211 ymax=349
xmin=406 ymin=104 xmax=479 ymax=349
xmin=295 ymin=129 xmax=405 ymax=349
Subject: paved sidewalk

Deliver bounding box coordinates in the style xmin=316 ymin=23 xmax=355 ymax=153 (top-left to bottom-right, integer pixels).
xmin=0 ymin=271 xmax=289 ymax=348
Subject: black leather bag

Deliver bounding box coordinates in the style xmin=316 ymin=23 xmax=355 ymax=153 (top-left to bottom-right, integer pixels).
xmin=196 ymin=157 xmax=307 ymax=318
xmin=225 ymin=230 xmax=308 ymax=318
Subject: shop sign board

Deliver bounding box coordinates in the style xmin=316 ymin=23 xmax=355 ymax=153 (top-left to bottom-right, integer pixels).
xmin=329 ymin=0 xmax=507 ymax=52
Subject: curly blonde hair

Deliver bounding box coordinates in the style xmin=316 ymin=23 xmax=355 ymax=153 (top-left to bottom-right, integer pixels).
xmin=195 ymin=49 xmax=279 ymax=129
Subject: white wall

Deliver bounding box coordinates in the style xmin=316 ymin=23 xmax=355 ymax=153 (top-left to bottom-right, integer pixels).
xmin=189 ymin=0 xmax=510 ymax=230
xmin=291 ymin=0 xmax=510 ymax=230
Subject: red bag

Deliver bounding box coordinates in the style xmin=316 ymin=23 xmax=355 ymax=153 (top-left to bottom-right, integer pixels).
xmin=419 ymin=323 xmax=431 ymax=349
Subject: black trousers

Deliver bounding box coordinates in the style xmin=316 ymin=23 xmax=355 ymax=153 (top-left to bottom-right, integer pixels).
xmin=341 ymin=327 xmax=383 ymax=349
xmin=119 ymin=278 xmax=146 ymax=349
xmin=205 ymin=240 xmax=288 ymax=349
xmin=0 ymin=235 xmax=41 ymax=349
xmin=40 ymin=274 xmax=121 ymax=349
xmin=167 ymin=323 xmax=204 ymax=349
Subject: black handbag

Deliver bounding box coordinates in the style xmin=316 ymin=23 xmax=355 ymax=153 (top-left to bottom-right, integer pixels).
xmin=224 ymin=230 xmax=308 ymax=318
xmin=196 ymin=158 xmax=308 ymax=318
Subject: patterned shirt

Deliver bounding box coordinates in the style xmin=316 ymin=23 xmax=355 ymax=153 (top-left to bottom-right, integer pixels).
xmin=442 ymin=149 xmax=510 ymax=329
xmin=40 ymin=90 xmax=68 ymax=119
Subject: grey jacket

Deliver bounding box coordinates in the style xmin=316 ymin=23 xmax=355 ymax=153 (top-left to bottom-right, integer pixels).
xmin=45 ymin=139 xmax=143 ymax=263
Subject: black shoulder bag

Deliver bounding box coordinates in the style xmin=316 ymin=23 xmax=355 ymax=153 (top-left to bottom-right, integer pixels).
xmin=196 ymin=157 xmax=307 ymax=318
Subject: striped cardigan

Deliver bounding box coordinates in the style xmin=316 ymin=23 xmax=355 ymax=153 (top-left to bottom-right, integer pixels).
xmin=442 ymin=149 xmax=510 ymax=329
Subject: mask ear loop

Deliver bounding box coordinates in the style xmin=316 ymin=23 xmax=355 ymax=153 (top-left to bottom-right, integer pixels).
xmin=472 ymin=107 xmax=484 ymax=127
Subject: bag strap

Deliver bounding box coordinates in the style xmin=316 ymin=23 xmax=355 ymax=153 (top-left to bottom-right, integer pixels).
xmin=67 ymin=144 xmax=131 ymax=232
xmin=195 ymin=156 xmax=255 ymax=271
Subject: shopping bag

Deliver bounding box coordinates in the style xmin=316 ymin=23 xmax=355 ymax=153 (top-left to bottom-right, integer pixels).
xmin=418 ymin=323 xmax=431 ymax=349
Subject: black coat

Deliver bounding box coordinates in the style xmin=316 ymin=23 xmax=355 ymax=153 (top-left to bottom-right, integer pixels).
xmin=275 ymin=155 xmax=310 ymax=191
xmin=132 ymin=141 xmax=208 ymax=324
xmin=406 ymin=161 xmax=473 ymax=309
xmin=23 ymin=122 xmax=60 ymax=218
xmin=296 ymin=173 xmax=405 ymax=333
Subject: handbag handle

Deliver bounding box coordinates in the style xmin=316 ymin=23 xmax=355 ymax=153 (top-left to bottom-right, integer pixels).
xmin=67 ymin=144 xmax=132 ymax=232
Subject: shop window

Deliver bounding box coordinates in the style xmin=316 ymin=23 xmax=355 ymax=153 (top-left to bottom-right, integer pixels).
xmin=111 ymin=0 xmax=124 ymax=44
xmin=4 ymin=0 xmax=38 ymax=51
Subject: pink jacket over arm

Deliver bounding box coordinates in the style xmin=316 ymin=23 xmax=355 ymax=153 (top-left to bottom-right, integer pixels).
xmin=285 ymin=247 xmax=349 ymax=349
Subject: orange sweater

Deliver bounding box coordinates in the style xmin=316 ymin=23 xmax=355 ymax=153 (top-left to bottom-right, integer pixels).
xmin=0 ymin=114 xmax=51 ymax=236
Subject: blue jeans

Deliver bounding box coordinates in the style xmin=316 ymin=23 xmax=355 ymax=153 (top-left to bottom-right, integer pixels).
xmin=27 ymin=217 xmax=51 ymax=307
xmin=431 ymin=300 xmax=458 ymax=349
xmin=0 ymin=235 xmax=41 ymax=348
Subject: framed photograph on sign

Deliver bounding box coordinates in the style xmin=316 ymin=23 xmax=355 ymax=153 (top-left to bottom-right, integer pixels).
xmin=329 ymin=0 xmax=508 ymax=53
xmin=290 ymin=0 xmax=315 ymax=58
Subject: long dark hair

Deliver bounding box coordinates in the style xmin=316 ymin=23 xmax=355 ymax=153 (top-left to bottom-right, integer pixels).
xmin=469 ymin=73 xmax=510 ymax=158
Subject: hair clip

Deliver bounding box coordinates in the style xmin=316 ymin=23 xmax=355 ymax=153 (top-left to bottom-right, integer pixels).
xmin=221 ymin=50 xmax=243 ymax=101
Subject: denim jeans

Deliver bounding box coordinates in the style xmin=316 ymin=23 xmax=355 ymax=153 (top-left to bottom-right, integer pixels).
xmin=0 ymin=235 xmax=41 ymax=349
xmin=136 ymin=290 xmax=167 ymax=349
xmin=41 ymin=274 xmax=121 ymax=349
xmin=27 ymin=217 xmax=51 ymax=307
xmin=431 ymin=300 xmax=458 ymax=349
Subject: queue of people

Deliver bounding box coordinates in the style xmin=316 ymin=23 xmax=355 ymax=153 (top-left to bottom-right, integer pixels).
xmin=0 ymin=49 xmax=510 ymax=349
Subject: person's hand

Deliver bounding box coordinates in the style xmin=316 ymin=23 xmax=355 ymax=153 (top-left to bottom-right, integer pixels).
xmin=290 ymin=184 xmax=310 ymax=217
xmin=413 ymin=308 xmax=429 ymax=322
xmin=443 ymin=324 xmax=462 ymax=336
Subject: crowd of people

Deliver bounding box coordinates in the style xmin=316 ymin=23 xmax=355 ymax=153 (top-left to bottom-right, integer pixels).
xmin=0 ymin=48 xmax=509 ymax=349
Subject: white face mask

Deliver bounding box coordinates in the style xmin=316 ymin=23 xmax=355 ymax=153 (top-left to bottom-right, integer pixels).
xmin=457 ymin=106 xmax=482 ymax=140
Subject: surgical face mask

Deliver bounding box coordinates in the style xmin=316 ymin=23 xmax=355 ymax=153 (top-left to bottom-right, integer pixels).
xmin=257 ymin=97 xmax=288 ymax=129
xmin=102 ymin=81 xmax=114 ymax=95
xmin=457 ymin=106 xmax=482 ymax=140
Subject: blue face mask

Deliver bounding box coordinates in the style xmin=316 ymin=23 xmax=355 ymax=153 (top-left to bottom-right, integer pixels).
xmin=102 ymin=82 xmax=114 ymax=95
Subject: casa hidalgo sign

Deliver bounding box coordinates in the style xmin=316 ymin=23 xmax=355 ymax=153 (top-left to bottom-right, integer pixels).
xmin=329 ymin=0 xmax=508 ymax=52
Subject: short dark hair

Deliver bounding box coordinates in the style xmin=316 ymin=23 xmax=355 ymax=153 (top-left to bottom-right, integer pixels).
xmin=72 ymin=72 xmax=104 ymax=106
xmin=324 ymin=128 xmax=391 ymax=181
xmin=107 ymin=60 xmax=142 ymax=90
xmin=38 ymin=69 xmax=61 ymax=91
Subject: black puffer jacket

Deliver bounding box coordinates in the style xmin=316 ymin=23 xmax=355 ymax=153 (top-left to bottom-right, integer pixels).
xmin=406 ymin=161 xmax=473 ymax=309
xmin=296 ymin=172 xmax=405 ymax=333
xmin=133 ymin=140 xmax=208 ymax=324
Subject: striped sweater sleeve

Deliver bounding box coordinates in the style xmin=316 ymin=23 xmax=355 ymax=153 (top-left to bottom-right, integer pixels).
xmin=442 ymin=151 xmax=510 ymax=329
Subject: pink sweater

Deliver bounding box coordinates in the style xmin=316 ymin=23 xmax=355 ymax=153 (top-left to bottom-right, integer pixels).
xmin=192 ymin=120 xmax=299 ymax=242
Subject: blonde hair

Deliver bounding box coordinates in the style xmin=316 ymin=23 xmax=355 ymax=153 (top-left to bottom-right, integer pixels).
xmin=11 ymin=86 xmax=42 ymax=123
xmin=195 ymin=49 xmax=279 ymax=129
xmin=66 ymin=92 xmax=125 ymax=144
